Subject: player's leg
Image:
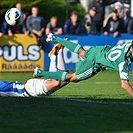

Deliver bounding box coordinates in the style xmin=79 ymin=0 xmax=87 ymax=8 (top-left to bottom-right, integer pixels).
xmin=34 ymin=50 xmax=100 ymax=82
xmin=33 ymin=43 xmax=77 ymax=82
xmin=46 ymin=46 xmax=70 ymax=93
xmin=25 ymin=78 xmax=69 ymax=96
xmin=49 ymin=55 xmax=57 ymax=72
xmin=46 ymin=33 xmax=85 ymax=59
xmin=29 ymin=45 xmax=70 ymax=96
xmin=34 ymin=67 xmax=78 ymax=82
xmin=57 ymin=48 xmax=66 ymax=71
xmin=49 ymin=44 xmax=66 ymax=72
xmin=45 ymin=80 xmax=69 ymax=94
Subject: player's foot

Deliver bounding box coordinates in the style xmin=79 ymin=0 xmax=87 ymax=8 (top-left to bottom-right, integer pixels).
xmin=33 ymin=67 xmax=41 ymax=78
xmin=49 ymin=43 xmax=64 ymax=57
xmin=46 ymin=33 xmax=56 ymax=42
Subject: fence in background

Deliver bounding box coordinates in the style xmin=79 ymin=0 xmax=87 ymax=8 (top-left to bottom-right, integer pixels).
xmin=0 ymin=33 xmax=133 ymax=72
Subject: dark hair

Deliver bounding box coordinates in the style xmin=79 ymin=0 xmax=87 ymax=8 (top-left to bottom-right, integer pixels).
xmin=112 ymin=8 xmax=117 ymax=14
xmin=32 ymin=6 xmax=38 ymax=9
xmin=71 ymin=10 xmax=78 ymax=16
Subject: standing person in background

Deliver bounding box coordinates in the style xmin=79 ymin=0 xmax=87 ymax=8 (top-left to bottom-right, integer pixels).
xmin=127 ymin=17 xmax=133 ymax=34
xmin=64 ymin=11 xmax=81 ymax=35
xmin=16 ymin=3 xmax=27 ymax=23
xmin=122 ymin=3 xmax=131 ymax=33
xmin=103 ymin=2 xmax=123 ymax=28
xmin=0 ymin=21 xmax=3 ymax=37
xmin=113 ymin=2 xmax=123 ymax=18
xmin=103 ymin=9 xmax=124 ymax=38
xmin=11 ymin=3 xmax=29 ymax=35
xmin=26 ymin=6 xmax=45 ymax=49
xmin=45 ymin=16 xmax=62 ymax=35
xmin=88 ymin=0 xmax=112 ymax=34
xmin=88 ymin=0 xmax=102 ymax=34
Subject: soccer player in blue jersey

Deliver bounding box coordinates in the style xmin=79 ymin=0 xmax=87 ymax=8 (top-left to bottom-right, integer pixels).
xmin=33 ymin=33 xmax=133 ymax=96
xmin=0 ymin=45 xmax=68 ymax=97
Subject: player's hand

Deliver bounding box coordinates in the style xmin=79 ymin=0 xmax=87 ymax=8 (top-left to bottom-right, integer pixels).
xmin=104 ymin=31 xmax=108 ymax=36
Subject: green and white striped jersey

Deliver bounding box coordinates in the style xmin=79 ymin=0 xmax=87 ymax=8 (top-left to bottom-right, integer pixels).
xmin=94 ymin=41 xmax=132 ymax=80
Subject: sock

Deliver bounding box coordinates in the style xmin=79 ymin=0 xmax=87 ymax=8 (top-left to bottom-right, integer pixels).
xmin=37 ymin=70 xmax=68 ymax=81
xmin=49 ymin=55 xmax=57 ymax=72
xmin=57 ymin=49 xmax=66 ymax=71
xmin=54 ymin=36 xmax=82 ymax=53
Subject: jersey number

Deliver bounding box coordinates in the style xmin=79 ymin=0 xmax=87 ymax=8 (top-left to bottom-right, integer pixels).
xmin=108 ymin=43 xmax=127 ymax=61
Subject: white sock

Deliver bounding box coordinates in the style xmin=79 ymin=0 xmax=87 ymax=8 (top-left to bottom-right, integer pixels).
xmin=57 ymin=49 xmax=66 ymax=71
xmin=49 ymin=55 xmax=57 ymax=72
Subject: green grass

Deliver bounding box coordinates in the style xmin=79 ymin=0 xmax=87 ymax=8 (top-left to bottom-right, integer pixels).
xmin=0 ymin=71 xmax=133 ymax=133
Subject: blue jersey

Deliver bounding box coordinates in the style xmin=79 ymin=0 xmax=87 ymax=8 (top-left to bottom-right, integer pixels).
xmin=0 ymin=80 xmax=24 ymax=94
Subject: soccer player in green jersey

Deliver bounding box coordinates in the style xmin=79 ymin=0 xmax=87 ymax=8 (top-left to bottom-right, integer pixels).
xmin=34 ymin=33 xmax=133 ymax=96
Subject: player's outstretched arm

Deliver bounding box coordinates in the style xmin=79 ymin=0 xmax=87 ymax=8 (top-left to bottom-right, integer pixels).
xmin=121 ymin=80 xmax=133 ymax=96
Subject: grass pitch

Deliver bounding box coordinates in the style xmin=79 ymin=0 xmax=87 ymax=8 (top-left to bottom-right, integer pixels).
xmin=0 ymin=71 xmax=133 ymax=133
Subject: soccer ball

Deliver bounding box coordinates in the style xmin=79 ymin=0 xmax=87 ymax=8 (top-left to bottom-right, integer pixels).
xmin=5 ymin=8 xmax=23 ymax=26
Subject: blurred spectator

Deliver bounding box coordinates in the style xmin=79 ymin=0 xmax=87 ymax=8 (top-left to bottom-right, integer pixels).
xmin=122 ymin=3 xmax=131 ymax=33
xmin=103 ymin=8 xmax=124 ymax=38
xmin=11 ymin=3 xmax=29 ymax=35
xmin=3 ymin=21 xmax=13 ymax=36
xmin=112 ymin=2 xmax=123 ymax=18
xmin=88 ymin=0 xmax=114 ymax=34
xmin=80 ymin=0 xmax=90 ymax=12
xmin=45 ymin=16 xmax=62 ymax=34
xmin=0 ymin=21 xmax=3 ymax=37
xmin=103 ymin=2 xmax=123 ymax=28
xmin=127 ymin=17 xmax=133 ymax=34
xmin=16 ymin=3 xmax=27 ymax=22
xmin=64 ymin=11 xmax=81 ymax=35
xmin=84 ymin=14 xmax=91 ymax=33
xmin=120 ymin=0 xmax=130 ymax=4
xmin=26 ymin=6 xmax=45 ymax=49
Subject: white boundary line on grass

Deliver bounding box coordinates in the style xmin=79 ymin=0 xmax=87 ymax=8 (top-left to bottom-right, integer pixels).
xmin=59 ymin=98 xmax=133 ymax=106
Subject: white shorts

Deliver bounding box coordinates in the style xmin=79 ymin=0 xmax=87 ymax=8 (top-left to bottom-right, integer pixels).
xmin=25 ymin=79 xmax=48 ymax=96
